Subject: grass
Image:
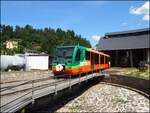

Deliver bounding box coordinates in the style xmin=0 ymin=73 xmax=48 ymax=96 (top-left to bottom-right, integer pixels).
xmin=126 ymin=70 xmax=149 ymax=80
xmin=108 ymin=67 xmax=150 ymax=80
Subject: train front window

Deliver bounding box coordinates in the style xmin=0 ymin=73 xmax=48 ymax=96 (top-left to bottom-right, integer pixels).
xmin=53 ymin=47 xmax=74 ymax=64
xmin=75 ymin=49 xmax=81 ymax=64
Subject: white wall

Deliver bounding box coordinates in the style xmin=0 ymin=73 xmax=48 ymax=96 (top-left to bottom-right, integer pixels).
xmin=26 ymin=56 xmax=49 ymax=70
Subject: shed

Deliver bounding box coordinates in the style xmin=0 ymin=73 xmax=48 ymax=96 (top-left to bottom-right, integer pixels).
xmin=25 ymin=54 xmax=49 ymax=70
xmin=98 ymin=28 xmax=150 ymax=67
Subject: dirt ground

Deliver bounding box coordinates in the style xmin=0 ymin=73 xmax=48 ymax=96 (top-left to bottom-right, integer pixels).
xmin=0 ymin=70 xmax=52 ymax=83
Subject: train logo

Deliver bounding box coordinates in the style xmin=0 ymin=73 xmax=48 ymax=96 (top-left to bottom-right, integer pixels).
xmin=55 ymin=64 xmax=64 ymax=72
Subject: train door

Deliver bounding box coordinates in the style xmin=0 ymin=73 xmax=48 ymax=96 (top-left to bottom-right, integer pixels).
xmin=75 ymin=48 xmax=81 ymax=64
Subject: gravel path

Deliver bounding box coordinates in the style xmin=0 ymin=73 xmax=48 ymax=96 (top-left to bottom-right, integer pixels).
xmin=57 ymin=84 xmax=149 ymax=112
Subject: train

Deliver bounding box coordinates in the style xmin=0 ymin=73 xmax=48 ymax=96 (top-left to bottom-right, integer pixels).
xmin=51 ymin=45 xmax=110 ymax=76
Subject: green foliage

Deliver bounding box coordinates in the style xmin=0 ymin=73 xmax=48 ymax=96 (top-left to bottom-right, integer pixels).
xmin=0 ymin=24 xmax=91 ymax=55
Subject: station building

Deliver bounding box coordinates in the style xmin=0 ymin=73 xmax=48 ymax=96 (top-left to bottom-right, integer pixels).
xmin=97 ymin=28 xmax=150 ymax=67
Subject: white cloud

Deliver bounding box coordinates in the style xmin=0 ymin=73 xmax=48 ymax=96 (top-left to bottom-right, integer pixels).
xmin=143 ymin=14 xmax=149 ymax=21
xmin=121 ymin=22 xmax=128 ymax=26
xmin=129 ymin=1 xmax=149 ymax=21
xmin=91 ymin=35 xmax=101 ymax=41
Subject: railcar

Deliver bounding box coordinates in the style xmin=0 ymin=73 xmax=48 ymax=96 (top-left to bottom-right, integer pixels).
xmin=51 ymin=45 xmax=110 ymax=76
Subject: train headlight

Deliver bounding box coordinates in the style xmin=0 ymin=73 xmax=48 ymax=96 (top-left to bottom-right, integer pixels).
xmin=56 ymin=64 xmax=63 ymax=71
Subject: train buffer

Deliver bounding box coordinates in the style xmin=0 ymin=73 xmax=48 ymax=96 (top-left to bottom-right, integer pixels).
xmin=0 ymin=71 xmax=105 ymax=113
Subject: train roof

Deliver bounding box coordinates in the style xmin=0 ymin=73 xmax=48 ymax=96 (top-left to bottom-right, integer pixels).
xmin=56 ymin=45 xmax=110 ymax=57
xmin=87 ymin=48 xmax=110 ymax=57
xmin=56 ymin=45 xmax=76 ymax=48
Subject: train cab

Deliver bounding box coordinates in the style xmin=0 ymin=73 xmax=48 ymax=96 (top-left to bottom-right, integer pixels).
xmin=52 ymin=46 xmax=75 ymax=75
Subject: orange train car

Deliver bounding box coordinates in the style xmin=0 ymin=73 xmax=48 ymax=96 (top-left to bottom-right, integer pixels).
xmin=51 ymin=45 xmax=111 ymax=76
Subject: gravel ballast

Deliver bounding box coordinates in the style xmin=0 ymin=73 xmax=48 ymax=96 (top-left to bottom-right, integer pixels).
xmin=57 ymin=84 xmax=149 ymax=112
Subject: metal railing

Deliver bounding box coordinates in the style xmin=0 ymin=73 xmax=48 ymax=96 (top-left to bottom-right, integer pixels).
xmin=0 ymin=70 xmax=104 ymax=113
xmin=1 ymin=71 xmax=61 ymax=112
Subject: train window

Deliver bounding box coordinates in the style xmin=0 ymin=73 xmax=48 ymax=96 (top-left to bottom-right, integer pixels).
xmin=86 ymin=51 xmax=90 ymax=60
xmin=95 ymin=53 xmax=99 ymax=64
xmin=55 ymin=47 xmax=74 ymax=58
xmin=100 ymin=55 xmax=104 ymax=64
xmin=91 ymin=52 xmax=94 ymax=64
xmin=75 ymin=49 xmax=81 ymax=64
xmin=53 ymin=47 xmax=74 ymax=64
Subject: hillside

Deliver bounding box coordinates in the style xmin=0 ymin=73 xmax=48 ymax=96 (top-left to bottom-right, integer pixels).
xmin=0 ymin=24 xmax=91 ymax=55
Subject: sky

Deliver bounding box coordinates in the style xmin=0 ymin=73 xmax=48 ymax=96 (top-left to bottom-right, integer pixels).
xmin=1 ymin=1 xmax=149 ymax=47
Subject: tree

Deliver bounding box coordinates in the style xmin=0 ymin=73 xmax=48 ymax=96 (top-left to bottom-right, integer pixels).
xmin=0 ymin=24 xmax=92 ymax=55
